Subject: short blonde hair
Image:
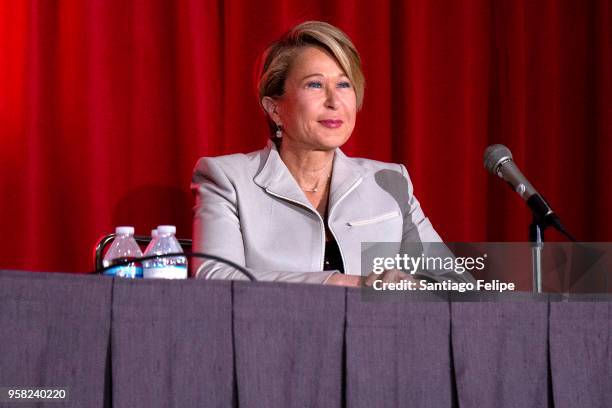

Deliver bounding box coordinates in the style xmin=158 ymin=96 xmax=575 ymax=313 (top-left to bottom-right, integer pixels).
xmin=257 ymin=21 xmax=365 ymax=135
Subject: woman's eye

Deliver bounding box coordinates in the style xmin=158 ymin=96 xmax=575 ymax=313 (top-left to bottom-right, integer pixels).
xmin=306 ymin=81 xmax=323 ymax=89
xmin=338 ymin=81 xmax=352 ymax=88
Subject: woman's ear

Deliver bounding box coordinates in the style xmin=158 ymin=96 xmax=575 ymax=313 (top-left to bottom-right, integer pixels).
xmin=261 ymin=96 xmax=281 ymax=126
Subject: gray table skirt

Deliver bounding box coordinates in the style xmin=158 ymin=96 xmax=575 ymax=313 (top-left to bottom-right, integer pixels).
xmin=0 ymin=270 xmax=610 ymax=408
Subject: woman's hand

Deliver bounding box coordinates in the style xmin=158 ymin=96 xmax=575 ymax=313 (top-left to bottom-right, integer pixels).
xmin=325 ymin=269 xmax=416 ymax=287
xmin=363 ymin=269 xmax=416 ymax=287
xmin=325 ymin=273 xmax=363 ymax=287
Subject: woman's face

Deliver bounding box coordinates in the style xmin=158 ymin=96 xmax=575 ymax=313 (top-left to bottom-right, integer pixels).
xmin=273 ymin=46 xmax=357 ymax=151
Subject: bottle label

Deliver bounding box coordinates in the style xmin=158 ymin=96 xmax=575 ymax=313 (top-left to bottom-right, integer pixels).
xmin=104 ymin=265 xmax=144 ymax=278
xmin=143 ymin=266 xmax=187 ymax=279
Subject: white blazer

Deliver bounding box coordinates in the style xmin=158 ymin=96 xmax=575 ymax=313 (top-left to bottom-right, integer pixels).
xmin=191 ymin=141 xmax=462 ymax=284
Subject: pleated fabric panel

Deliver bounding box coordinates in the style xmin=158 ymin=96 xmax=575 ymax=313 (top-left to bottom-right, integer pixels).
xmin=345 ymin=290 xmax=453 ymax=408
xmin=451 ymin=293 xmax=550 ymax=408
xmin=550 ymin=300 xmax=612 ymax=408
xmin=232 ymin=281 xmax=346 ymax=408
xmin=111 ymin=278 xmax=233 ymax=408
xmin=0 ymin=270 xmax=112 ymax=408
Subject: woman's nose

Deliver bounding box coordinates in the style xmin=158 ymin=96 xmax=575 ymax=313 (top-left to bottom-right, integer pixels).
xmin=325 ymin=88 xmax=339 ymax=110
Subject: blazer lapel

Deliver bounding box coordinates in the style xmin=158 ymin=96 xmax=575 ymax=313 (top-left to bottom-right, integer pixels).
xmin=253 ymin=141 xmax=365 ymax=213
xmin=328 ymin=149 xmax=365 ymax=214
xmin=253 ymin=141 xmax=314 ymax=210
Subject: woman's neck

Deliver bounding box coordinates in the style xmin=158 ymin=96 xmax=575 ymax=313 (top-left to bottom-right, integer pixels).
xmin=278 ymin=143 xmax=335 ymax=192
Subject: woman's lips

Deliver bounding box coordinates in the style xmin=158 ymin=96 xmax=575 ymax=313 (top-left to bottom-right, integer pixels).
xmin=318 ymin=119 xmax=343 ymax=129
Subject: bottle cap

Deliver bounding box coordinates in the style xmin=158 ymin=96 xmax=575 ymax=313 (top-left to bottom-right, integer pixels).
xmin=157 ymin=225 xmax=176 ymax=235
xmin=115 ymin=226 xmax=134 ymax=235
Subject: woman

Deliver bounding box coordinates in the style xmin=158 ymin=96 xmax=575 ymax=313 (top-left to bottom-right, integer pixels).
xmin=192 ymin=21 xmax=463 ymax=287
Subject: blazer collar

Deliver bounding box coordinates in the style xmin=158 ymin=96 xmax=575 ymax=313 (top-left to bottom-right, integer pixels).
xmin=254 ymin=140 xmax=365 ymax=212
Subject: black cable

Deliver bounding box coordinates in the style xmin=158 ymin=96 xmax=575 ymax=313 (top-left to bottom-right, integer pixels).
xmin=95 ymin=251 xmax=256 ymax=281
xmin=557 ymin=225 xmax=577 ymax=243
xmin=548 ymin=215 xmax=577 ymax=242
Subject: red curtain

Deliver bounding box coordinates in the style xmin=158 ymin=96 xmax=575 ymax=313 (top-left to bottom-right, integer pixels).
xmin=1 ymin=0 xmax=610 ymax=273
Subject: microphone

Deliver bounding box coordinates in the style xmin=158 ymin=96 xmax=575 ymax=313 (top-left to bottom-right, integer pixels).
xmin=483 ymin=144 xmax=575 ymax=241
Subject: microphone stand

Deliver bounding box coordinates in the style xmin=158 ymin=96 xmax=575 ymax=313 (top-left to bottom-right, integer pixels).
xmin=529 ymin=217 xmax=545 ymax=294
xmin=527 ymin=195 xmax=576 ymax=293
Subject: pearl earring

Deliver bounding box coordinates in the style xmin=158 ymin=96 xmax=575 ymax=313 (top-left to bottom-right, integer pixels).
xmin=275 ymin=124 xmax=282 ymax=139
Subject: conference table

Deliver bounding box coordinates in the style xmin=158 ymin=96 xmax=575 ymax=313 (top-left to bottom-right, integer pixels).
xmin=0 ymin=269 xmax=610 ymax=407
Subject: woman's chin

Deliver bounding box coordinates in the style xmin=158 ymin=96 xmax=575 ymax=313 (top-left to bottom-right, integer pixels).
xmin=313 ymin=132 xmax=351 ymax=150
xmin=282 ymin=134 xmax=349 ymax=152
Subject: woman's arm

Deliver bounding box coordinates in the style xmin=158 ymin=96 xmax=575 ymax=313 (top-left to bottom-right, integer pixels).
xmin=191 ymin=157 xmax=337 ymax=284
xmin=398 ymin=164 xmax=476 ymax=284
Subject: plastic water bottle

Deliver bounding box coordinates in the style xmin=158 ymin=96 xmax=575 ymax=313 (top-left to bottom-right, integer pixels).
xmin=102 ymin=226 xmax=143 ymax=278
xmin=142 ymin=225 xmax=188 ymax=279
xmin=143 ymin=228 xmax=158 ymax=254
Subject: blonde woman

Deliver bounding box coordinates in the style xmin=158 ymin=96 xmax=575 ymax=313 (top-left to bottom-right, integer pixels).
xmin=191 ymin=21 xmax=463 ymax=287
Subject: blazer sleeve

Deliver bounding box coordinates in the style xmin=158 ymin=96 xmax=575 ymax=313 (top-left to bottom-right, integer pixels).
xmin=191 ymin=157 xmax=336 ymax=284
xmin=399 ymin=164 xmax=476 ymax=284
xmin=399 ymin=163 xmax=443 ymax=243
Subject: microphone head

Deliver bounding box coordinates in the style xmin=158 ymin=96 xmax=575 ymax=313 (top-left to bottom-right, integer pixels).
xmin=483 ymin=144 xmax=513 ymax=174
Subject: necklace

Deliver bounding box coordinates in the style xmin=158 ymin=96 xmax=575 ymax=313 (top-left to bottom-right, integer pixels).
xmin=300 ymin=174 xmax=331 ymax=193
